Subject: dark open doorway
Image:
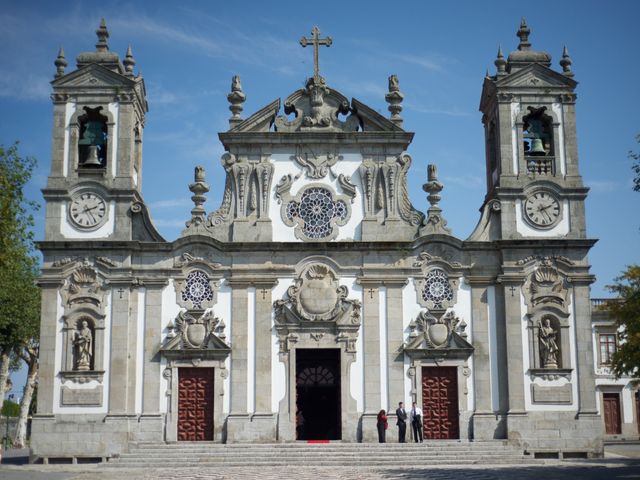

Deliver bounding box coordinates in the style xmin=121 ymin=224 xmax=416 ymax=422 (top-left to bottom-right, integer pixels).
xmin=296 ymin=348 xmax=341 ymax=440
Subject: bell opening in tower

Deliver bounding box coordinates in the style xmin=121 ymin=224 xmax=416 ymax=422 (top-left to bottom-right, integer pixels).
xmin=78 ymin=106 xmax=108 ymax=169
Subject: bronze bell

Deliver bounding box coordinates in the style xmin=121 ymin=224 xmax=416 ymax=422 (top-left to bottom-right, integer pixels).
xmin=528 ymin=138 xmax=546 ymax=156
xmin=83 ymin=145 xmax=103 ymax=166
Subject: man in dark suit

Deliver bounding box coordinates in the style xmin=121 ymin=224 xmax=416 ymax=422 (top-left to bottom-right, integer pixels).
xmin=395 ymin=401 xmax=408 ymax=443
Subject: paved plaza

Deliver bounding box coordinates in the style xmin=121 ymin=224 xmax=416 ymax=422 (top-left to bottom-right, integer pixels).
xmin=2 ymin=446 xmax=640 ymax=480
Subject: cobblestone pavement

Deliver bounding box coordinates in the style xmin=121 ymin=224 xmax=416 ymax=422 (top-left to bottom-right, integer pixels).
xmin=2 ymin=462 xmax=640 ymax=480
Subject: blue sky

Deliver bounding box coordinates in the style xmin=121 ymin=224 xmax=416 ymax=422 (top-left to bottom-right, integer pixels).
xmin=1 ymin=2 xmax=638 ymax=313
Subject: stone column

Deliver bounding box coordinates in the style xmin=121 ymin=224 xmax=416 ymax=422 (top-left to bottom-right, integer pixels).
xmin=573 ymin=283 xmax=598 ymax=413
xmin=254 ymin=280 xmax=277 ymax=414
xmin=229 ymin=282 xmax=248 ymax=415
xmin=501 ymin=279 xmax=526 ymax=414
xmin=35 ymin=283 xmax=60 ymax=414
xmin=141 ymin=281 xmax=167 ymax=414
xmin=358 ymin=280 xmax=381 ymax=442
xmin=108 ymin=282 xmax=132 ymax=414
xmin=386 ymin=280 xmax=407 ymax=444
xmin=469 ymin=281 xmax=492 ymax=412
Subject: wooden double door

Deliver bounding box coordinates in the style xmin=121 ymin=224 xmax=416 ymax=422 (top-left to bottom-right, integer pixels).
xmin=177 ymin=367 xmax=215 ymax=441
xmin=422 ymin=366 xmax=459 ymax=439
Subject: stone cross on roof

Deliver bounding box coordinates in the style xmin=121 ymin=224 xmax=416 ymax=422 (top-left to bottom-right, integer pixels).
xmin=300 ymin=26 xmax=332 ymax=80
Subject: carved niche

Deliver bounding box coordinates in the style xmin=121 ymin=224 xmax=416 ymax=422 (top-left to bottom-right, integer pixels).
xmin=359 ymin=153 xmax=424 ymax=228
xmin=273 ymin=263 xmax=361 ymax=354
xmin=58 ymin=259 xmax=110 ymax=386
xmin=521 ymin=256 xmax=573 ymax=373
xmin=274 ymin=76 xmax=359 ymax=132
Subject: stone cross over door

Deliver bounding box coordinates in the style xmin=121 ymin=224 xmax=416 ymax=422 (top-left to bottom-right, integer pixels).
xmin=177 ymin=368 xmax=215 ymax=441
xmin=422 ymin=367 xmax=460 ymax=439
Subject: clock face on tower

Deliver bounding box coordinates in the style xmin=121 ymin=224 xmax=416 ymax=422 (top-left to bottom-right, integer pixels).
xmin=69 ymin=192 xmax=107 ymax=229
xmin=524 ymin=191 xmax=561 ymax=228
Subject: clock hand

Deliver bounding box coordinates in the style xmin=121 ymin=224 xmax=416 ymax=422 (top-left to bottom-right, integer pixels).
xmin=82 ymin=205 xmax=96 ymax=223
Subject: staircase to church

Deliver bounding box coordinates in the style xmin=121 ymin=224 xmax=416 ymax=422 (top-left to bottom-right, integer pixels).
xmin=109 ymin=441 xmax=542 ymax=468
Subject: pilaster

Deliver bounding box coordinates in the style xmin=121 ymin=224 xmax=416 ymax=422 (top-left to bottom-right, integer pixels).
xmin=141 ymin=280 xmax=167 ymax=414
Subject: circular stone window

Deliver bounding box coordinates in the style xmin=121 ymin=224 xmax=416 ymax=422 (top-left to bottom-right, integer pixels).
xmin=181 ymin=270 xmax=213 ymax=309
xmin=286 ymin=186 xmax=348 ymax=240
xmin=422 ymin=269 xmax=454 ymax=308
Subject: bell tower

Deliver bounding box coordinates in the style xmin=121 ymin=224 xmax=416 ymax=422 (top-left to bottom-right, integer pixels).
xmin=477 ymin=19 xmax=588 ymax=240
xmin=43 ymin=19 xmax=150 ymax=241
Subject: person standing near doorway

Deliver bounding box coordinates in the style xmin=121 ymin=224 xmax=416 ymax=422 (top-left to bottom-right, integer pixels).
xmin=410 ymin=401 xmax=423 ymax=443
xmin=396 ymin=401 xmax=407 ymax=443
xmin=376 ymin=409 xmax=388 ymax=443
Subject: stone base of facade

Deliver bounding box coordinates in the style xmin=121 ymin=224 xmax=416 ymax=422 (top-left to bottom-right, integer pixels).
xmin=472 ymin=412 xmax=508 ymax=440
xmin=506 ymin=411 xmax=603 ymax=457
xmin=226 ymin=413 xmax=277 ymax=443
xmin=29 ymin=414 xmax=159 ymax=462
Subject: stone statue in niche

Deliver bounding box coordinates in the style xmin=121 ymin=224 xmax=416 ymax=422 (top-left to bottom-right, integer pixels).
xmin=538 ymin=318 xmax=559 ymax=368
xmin=73 ymin=320 xmax=93 ymax=371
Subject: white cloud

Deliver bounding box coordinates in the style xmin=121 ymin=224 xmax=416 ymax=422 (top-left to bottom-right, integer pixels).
xmin=442 ymin=174 xmax=484 ymax=189
xmin=152 ymin=218 xmax=187 ymax=228
xmin=586 ymin=179 xmax=620 ymax=193
xmin=0 ymin=72 xmax=50 ymax=101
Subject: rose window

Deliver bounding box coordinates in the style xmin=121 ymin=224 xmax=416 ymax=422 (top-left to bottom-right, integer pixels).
xmin=286 ymin=187 xmax=348 ymax=239
xmin=422 ymin=269 xmax=454 ymax=308
xmin=181 ymin=270 xmax=213 ymax=309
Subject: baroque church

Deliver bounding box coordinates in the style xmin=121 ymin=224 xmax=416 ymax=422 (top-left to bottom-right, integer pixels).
xmin=33 ymin=19 xmax=604 ymax=461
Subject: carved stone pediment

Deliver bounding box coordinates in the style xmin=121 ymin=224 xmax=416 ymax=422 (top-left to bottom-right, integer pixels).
xmin=404 ymin=311 xmax=473 ymax=360
xmin=274 ymin=77 xmax=359 ymax=132
xmin=523 ymin=258 xmax=570 ymax=316
xmin=274 ymin=263 xmax=361 ymax=354
xmin=161 ymin=310 xmax=230 ymax=360
xmin=60 ymin=261 xmax=108 ymax=311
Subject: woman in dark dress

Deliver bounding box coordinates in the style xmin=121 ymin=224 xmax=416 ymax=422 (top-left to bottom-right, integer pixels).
xmin=376 ymin=409 xmax=388 ymax=443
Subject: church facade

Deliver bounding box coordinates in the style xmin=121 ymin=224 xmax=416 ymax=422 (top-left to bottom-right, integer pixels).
xmin=32 ymin=19 xmax=604 ymax=461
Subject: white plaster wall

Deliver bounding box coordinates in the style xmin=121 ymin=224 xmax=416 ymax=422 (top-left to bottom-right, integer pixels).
xmin=159 ymin=280 xmax=181 ymax=414
xmin=340 ymin=276 xmax=363 ymax=412
xmin=215 ymin=280 xmax=232 ymax=414
xmin=62 ymin=101 xmax=76 ymax=177
xmin=452 ymin=280 xmax=474 ymax=411
xmin=271 ymin=277 xmax=293 ymax=412
xmin=510 ymin=102 xmax=521 ymax=175
xmin=552 ymin=102 xmax=567 ymax=176
xmin=378 ymin=287 xmax=389 ymax=411
xmin=522 ymin=290 xmax=579 ymax=411
xmin=134 ymin=287 xmax=146 ymax=415
xmin=515 ymin=198 xmax=570 ymax=238
xmin=54 ymin=291 xmax=112 ymax=414
xmin=108 ymin=102 xmax=119 ymax=177
xmin=402 ymin=279 xmax=422 ymax=404
xmin=269 ymin=152 xmax=365 ymax=242
xmin=60 ymin=202 xmax=116 ymax=239
xmin=247 ymin=287 xmax=256 ymax=414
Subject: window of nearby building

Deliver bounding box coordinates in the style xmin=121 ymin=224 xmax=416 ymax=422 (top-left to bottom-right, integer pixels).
xmin=599 ymin=333 xmax=617 ymax=365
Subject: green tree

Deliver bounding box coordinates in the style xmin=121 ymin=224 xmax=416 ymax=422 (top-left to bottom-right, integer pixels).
xmin=0 ymin=142 xmax=40 ymax=413
xmin=631 ymin=134 xmax=640 ymax=192
xmin=606 ymin=266 xmax=640 ymax=381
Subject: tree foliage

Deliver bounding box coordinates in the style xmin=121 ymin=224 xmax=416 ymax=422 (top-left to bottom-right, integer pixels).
xmin=0 ymin=142 xmax=40 ymax=403
xmin=606 ymin=266 xmax=640 ymax=380
xmin=1 ymin=399 xmax=20 ymax=417
xmin=631 ymin=134 xmax=640 ymax=193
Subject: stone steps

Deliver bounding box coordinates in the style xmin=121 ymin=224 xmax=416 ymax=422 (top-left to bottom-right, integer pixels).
xmin=109 ymin=441 xmax=542 ymax=467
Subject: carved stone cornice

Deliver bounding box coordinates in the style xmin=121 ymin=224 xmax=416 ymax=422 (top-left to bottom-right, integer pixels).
xmin=356 ymin=277 xmax=408 ymax=288
xmin=226 ymin=277 xmax=279 ymax=289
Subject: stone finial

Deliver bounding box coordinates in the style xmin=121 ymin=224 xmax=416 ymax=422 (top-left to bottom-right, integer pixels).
xmin=95 ymin=18 xmax=110 ymax=52
xmin=420 ymin=164 xmax=451 ymax=235
xmin=560 ymin=46 xmax=574 ymax=77
xmin=186 ymin=165 xmax=210 ymax=228
xmin=517 ymin=17 xmax=531 ymax=51
xmin=54 ymin=47 xmax=68 ymax=78
xmin=494 ymin=45 xmax=507 ymax=75
xmin=227 ymin=75 xmax=246 ymax=128
xmin=123 ymin=45 xmax=136 ymax=75
xmin=385 ymin=74 xmax=404 ymax=127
